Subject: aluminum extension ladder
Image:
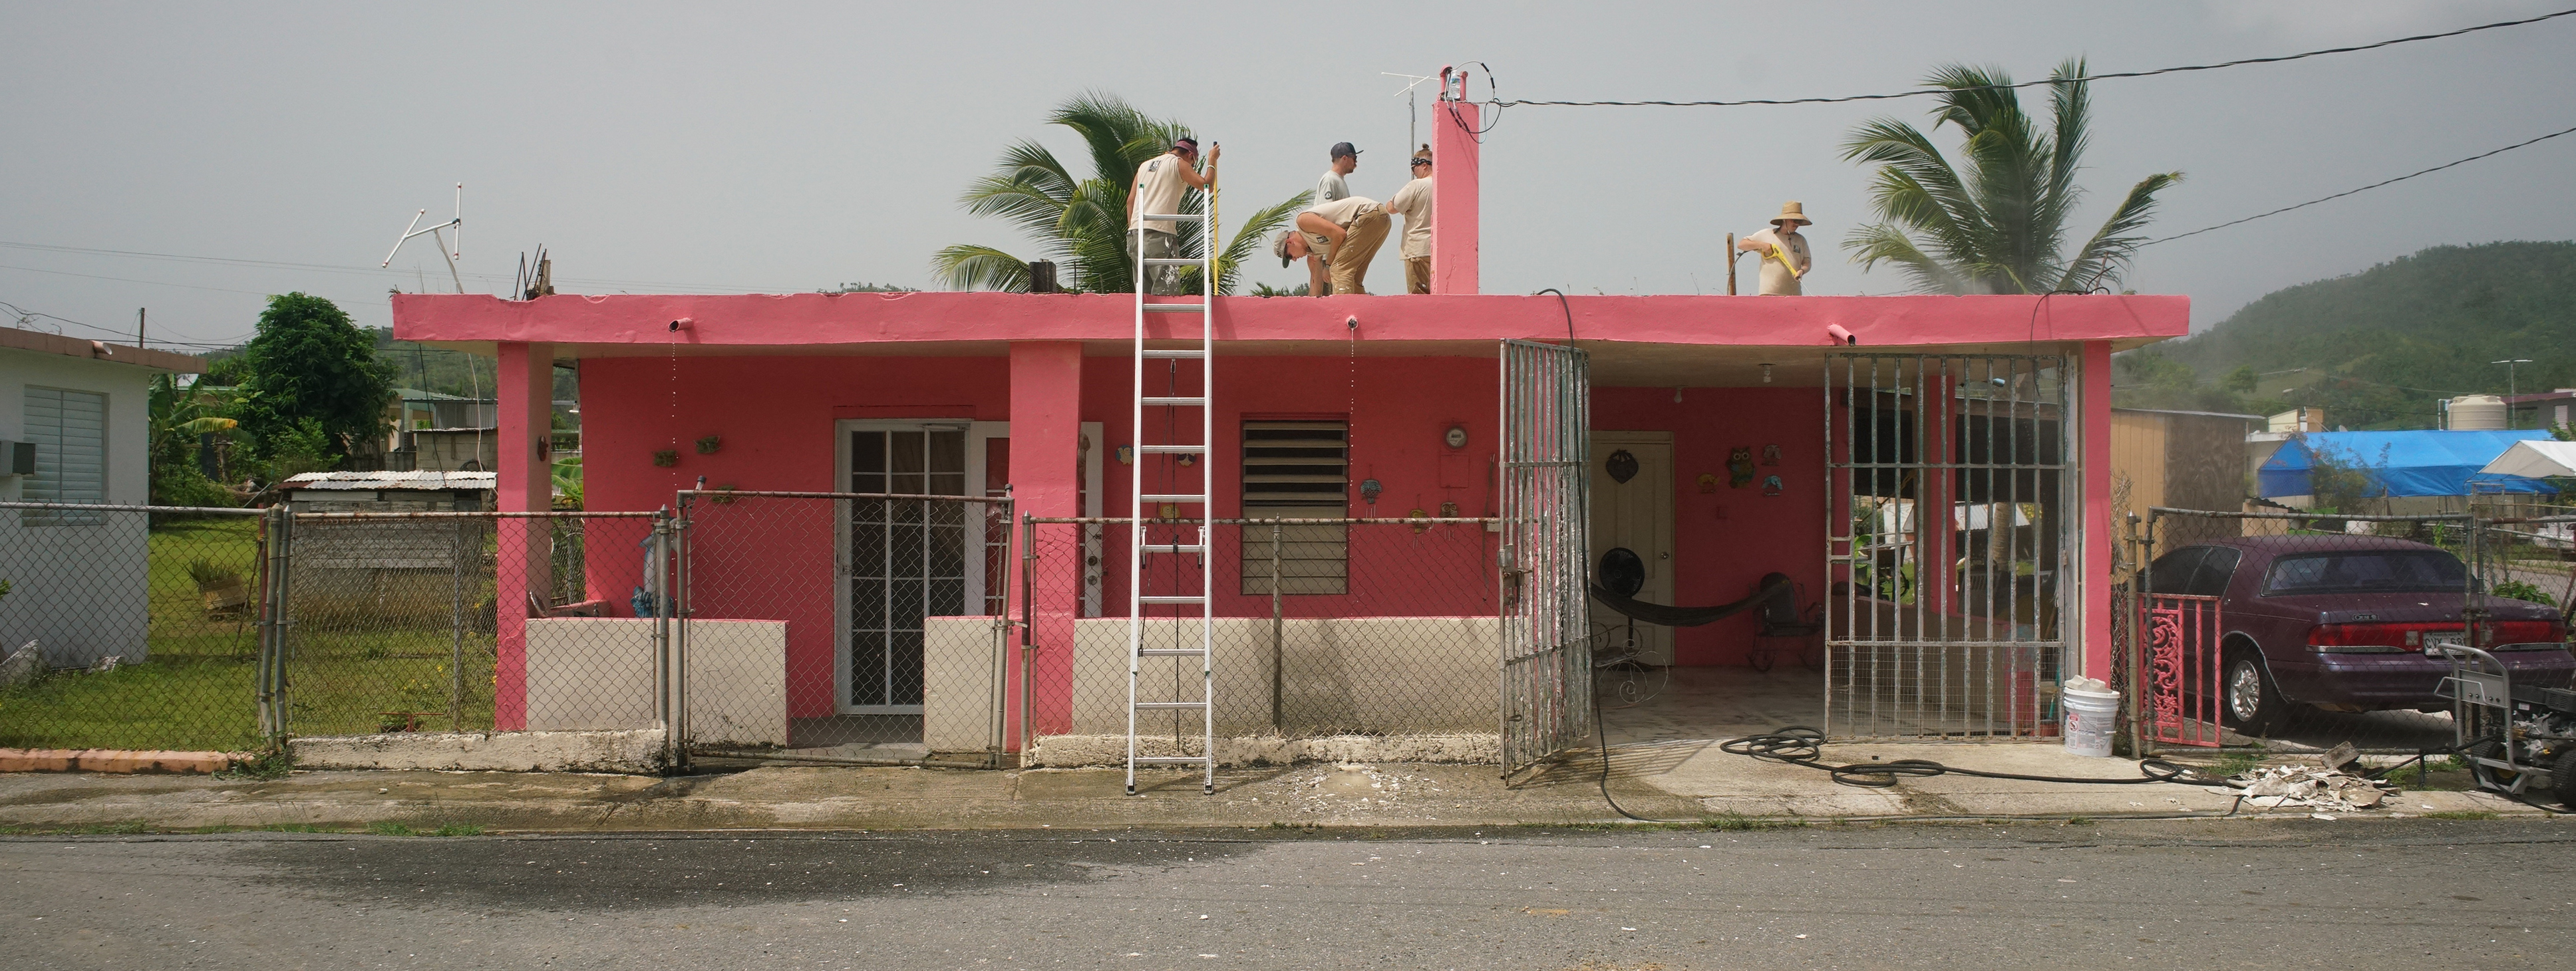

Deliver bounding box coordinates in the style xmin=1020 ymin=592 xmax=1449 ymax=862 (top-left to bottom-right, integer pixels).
xmin=1128 ymin=191 xmax=1217 ymax=796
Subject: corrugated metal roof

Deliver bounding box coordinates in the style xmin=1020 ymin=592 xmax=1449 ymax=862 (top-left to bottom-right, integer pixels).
xmin=283 ymin=470 xmax=496 ymax=491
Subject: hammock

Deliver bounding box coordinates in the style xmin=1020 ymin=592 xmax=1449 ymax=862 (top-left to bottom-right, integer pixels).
xmin=1589 ymin=572 xmax=1794 ymax=628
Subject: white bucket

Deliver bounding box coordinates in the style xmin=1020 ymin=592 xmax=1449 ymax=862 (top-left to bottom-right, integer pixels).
xmin=2061 ymin=686 xmax=2120 ymax=758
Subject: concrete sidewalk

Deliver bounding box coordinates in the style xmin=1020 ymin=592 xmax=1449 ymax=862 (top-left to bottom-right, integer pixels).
xmin=0 ymin=740 xmax=2555 ymax=833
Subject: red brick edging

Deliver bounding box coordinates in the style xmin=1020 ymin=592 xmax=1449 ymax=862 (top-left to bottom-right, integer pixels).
xmin=0 ymin=748 xmax=236 ymax=773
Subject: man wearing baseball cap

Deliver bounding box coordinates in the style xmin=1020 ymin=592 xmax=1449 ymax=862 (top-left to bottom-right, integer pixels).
xmin=1128 ymin=137 xmax=1218 ymax=295
xmin=1314 ymin=142 xmax=1360 ymax=209
xmin=1273 ymin=194 xmax=1390 ymax=297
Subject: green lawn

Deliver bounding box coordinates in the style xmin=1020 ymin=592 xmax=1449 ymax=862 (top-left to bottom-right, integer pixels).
xmin=0 ymin=516 xmax=508 ymax=750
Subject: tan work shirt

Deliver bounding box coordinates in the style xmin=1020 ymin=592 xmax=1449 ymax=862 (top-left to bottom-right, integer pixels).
xmin=1745 ymin=226 xmax=1811 ymax=296
xmin=1300 ymin=196 xmax=1380 ymax=260
xmin=1386 ymin=176 xmax=1434 ymax=259
xmin=1131 ymin=154 xmax=1193 ymax=234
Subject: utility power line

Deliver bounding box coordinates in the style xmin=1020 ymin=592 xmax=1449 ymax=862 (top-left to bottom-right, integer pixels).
xmin=1492 ymin=7 xmax=2575 ymax=108
xmin=2140 ymin=122 xmax=2576 ymax=245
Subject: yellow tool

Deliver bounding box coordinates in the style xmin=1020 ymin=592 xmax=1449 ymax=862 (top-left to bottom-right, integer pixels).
xmin=1766 ymin=244 xmax=1806 ymax=279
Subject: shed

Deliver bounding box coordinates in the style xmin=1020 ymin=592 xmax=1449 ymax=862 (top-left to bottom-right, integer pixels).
xmin=2257 ymin=430 xmax=2555 ymax=499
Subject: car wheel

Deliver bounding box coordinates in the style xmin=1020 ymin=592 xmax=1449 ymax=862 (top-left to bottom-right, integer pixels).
xmin=2554 ymin=746 xmax=2576 ymax=809
xmin=2221 ymin=648 xmax=2289 ymax=735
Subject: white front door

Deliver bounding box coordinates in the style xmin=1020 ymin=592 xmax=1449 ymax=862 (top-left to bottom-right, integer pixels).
xmin=1590 ymin=432 xmax=1675 ymax=665
xmin=834 ymin=420 xmax=1005 ymax=714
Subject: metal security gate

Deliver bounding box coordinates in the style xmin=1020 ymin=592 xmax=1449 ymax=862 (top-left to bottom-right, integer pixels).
xmin=1824 ymin=353 xmax=2072 ymax=739
xmin=1499 ymin=339 xmax=1592 ymax=775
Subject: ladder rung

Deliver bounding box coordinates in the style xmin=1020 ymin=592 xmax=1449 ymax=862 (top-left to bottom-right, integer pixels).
xmin=1139 ymin=493 xmax=1206 ymax=503
xmin=1140 ymin=213 xmax=1206 ymax=222
xmin=1140 ymin=349 xmax=1206 ymax=359
xmin=1143 ymin=303 xmax=1207 ymax=313
xmin=1134 ymin=702 xmax=1208 ymax=710
xmin=1136 ymin=444 xmax=1204 ymax=453
xmin=1138 ymin=595 xmax=1208 ymax=605
xmin=1133 ymin=756 xmax=1212 ymax=763
xmin=1139 ymin=544 xmax=1208 ymax=554
xmin=1140 ymin=257 xmax=1206 ymax=266
xmin=1142 ymin=396 xmax=1206 ymax=406
xmin=1138 ymin=648 xmax=1206 ymax=656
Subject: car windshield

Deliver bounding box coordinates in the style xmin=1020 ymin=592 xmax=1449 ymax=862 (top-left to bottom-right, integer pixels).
xmin=2261 ymin=550 xmax=2467 ymax=595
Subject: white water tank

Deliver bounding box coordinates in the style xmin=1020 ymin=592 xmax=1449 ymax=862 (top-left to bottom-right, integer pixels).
xmin=2448 ymin=394 xmax=2508 ymax=430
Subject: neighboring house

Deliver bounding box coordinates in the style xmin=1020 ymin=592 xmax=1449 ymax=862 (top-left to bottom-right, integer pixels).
xmin=383 ymin=390 xmax=498 ymax=473
xmin=0 ymin=326 xmax=208 ymax=666
xmin=390 ymin=118 xmax=2191 ymax=757
xmin=2110 ymin=408 xmax=2261 ymax=547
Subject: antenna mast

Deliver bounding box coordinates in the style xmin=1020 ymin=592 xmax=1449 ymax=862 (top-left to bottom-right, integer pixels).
xmin=383 ymin=182 xmax=466 ymax=293
xmin=1382 ymin=72 xmax=1436 ymax=151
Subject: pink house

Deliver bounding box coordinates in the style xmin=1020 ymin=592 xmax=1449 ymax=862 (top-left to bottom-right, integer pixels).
xmin=391 ymin=99 xmax=2186 ymax=769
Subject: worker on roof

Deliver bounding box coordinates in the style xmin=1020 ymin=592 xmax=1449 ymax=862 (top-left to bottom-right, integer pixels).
xmin=1275 ymin=194 xmax=1390 ymax=297
xmin=1735 ymin=202 xmax=1814 ymax=296
xmin=1384 ymin=145 xmax=1435 ymax=294
xmin=1315 ymin=142 xmax=1359 ymax=208
xmin=1128 ymin=137 xmax=1218 ymax=296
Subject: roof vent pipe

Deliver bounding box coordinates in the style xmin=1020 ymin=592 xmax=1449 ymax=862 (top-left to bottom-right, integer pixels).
xmin=1826 ymin=323 xmax=1856 ymax=345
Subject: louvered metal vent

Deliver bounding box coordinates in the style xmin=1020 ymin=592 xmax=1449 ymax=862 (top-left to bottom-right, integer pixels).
xmin=1241 ymin=420 xmax=1348 ymax=595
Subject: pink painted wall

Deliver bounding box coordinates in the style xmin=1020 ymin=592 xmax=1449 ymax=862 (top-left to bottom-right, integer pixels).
xmin=492 ymin=343 xmax=553 ymax=730
xmin=577 ymin=354 xmax=1011 ymax=720
xmin=393 ymin=291 xmax=2188 ymax=352
xmin=1591 ymin=387 xmax=1830 ymax=666
xmin=1430 ymin=98 xmax=1479 ymax=295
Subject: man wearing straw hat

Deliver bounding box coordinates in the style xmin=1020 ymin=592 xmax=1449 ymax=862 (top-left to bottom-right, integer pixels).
xmin=1735 ymin=202 xmax=1814 ymax=296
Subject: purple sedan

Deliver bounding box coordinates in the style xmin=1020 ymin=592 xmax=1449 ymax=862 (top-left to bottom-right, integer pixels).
xmin=2148 ymin=535 xmax=2576 ymax=733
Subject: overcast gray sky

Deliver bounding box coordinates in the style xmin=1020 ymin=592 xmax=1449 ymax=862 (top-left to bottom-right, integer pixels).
xmin=3 ymin=1 xmax=2571 ymax=351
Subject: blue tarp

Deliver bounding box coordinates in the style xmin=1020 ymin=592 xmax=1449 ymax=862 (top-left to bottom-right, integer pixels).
xmin=2257 ymin=430 xmax=2557 ymax=498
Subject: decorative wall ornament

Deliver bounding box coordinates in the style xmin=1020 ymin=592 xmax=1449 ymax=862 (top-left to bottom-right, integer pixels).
xmin=651 ymin=450 xmax=679 ymax=468
xmin=695 ymin=434 xmax=723 ymax=455
xmin=1726 ymin=448 xmax=1756 ymax=487
xmin=1605 ymin=450 xmax=1639 ymax=484
xmin=1761 ymin=444 xmax=1782 ymax=466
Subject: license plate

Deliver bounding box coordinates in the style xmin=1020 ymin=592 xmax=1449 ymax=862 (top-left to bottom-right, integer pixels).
xmin=2424 ymin=632 xmax=2467 ymax=651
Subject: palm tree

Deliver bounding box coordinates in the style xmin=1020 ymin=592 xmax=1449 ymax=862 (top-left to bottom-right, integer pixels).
xmin=1842 ymin=59 xmax=2182 ymax=295
xmin=933 ymin=92 xmax=1307 ymax=295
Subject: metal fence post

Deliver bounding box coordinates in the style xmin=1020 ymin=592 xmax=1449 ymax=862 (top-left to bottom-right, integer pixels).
xmin=1019 ymin=512 xmax=1037 ymax=760
xmin=664 ymin=504 xmax=690 ymax=771
xmin=1269 ymin=521 xmax=1283 ymax=733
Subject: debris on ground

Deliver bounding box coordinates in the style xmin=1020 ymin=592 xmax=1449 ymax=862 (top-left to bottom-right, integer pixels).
xmin=2207 ymin=763 xmax=2397 ymax=813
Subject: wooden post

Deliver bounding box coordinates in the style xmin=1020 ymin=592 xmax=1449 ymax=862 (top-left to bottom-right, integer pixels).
xmin=1725 ymin=234 xmax=1737 ymax=295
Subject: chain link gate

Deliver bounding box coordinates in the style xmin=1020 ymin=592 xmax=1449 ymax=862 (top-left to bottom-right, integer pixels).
xmin=1498 ymin=339 xmax=1592 ymax=776
xmin=1824 ymin=352 xmax=2073 ymax=740
xmin=674 ymin=490 xmax=1015 ymax=766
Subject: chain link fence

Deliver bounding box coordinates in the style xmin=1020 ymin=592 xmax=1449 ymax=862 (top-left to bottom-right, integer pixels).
xmin=2132 ymin=507 xmax=2576 ymax=756
xmin=279 ymin=509 xmax=664 ymax=741
xmin=1021 ymin=516 xmax=1502 ymax=766
xmin=676 ymin=491 xmax=1015 ymax=766
xmin=0 ymin=503 xmax=269 ymax=752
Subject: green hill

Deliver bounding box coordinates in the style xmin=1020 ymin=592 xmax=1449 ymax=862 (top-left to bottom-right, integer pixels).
xmin=2115 ymin=240 xmax=2576 ymax=428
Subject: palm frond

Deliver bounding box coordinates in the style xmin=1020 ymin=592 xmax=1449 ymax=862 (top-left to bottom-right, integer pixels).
xmin=1212 ymin=190 xmax=1311 ymax=295
xmin=1844 ymin=222 xmax=1971 ymax=295
xmin=2054 ymin=171 xmax=2183 ymax=293
xmin=929 ymin=244 xmax=1033 ymax=293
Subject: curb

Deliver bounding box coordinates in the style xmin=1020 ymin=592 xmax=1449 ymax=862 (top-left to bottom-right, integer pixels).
xmin=0 ymin=748 xmax=238 ymax=774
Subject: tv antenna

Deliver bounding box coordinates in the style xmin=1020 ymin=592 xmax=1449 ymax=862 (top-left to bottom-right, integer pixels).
xmin=383 ymin=182 xmax=465 ymax=293
xmin=1382 ymin=72 xmax=1437 ymax=152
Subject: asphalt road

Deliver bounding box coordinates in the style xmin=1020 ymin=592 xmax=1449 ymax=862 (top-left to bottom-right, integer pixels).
xmin=3 ymin=820 xmax=2569 ymax=970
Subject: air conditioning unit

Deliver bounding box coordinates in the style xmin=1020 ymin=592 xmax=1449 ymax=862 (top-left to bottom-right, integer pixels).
xmin=0 ymin=441 xmax=31 ymax=476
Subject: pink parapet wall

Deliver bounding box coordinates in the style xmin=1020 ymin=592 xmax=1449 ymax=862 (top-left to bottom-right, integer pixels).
xmin=390 ymin=292 xmax=2187 ymax=351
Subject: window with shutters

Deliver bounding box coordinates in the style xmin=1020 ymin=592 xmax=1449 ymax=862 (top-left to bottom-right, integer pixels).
xmin=21 ymin=387 xmax=108 ymax=526
xmin=1240 ymin=420 xmax=1347 ymax=595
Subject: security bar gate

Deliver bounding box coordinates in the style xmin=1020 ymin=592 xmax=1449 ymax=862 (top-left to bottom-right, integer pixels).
xmin=1824 ymin=353 xmax=2074 ymax=739
xmin=1499 ymin=339 xmax=1593 ymax=775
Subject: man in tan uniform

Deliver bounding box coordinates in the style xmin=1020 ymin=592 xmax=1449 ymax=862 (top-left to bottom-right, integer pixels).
xmin=1384 ymin=146 xmax=1435 ymax=293
xmin=1273 ymin=195 xmax=1390 ymax=296
xmin=1127 ymin=138 xmax=1217 ymax=295
xmin=1735 ymin=201 xmax=1814 ymax=295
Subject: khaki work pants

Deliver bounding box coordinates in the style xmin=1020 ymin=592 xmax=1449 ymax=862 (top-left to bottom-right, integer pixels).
xmin=1404 ymin=256 xmax=1432 ymax=294
xmin=1130 ymin=228 xmax=1183 ymax=295
xmin=1326 ymin=206 xmax=1390 ymax=296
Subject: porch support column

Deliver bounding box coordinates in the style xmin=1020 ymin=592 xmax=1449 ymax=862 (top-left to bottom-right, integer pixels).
xmin=1009 ymin=341 xmax=1084 ymax=744
xmin=1430 ymin=97 xmax=1480 ymax=295
xmin=493 ymin=342 xmax=554 ymax=731
xmin=1921 ymin=369 xmax=1957 ymax=624
xmin=2078 ymin=340 xmax=2114 ymax=684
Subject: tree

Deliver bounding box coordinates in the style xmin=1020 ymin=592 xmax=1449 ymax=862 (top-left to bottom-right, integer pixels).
xmin=1842 ymin=59 xmax=2183 ymax=295
xmin=228 ymin=293 xmax=394 ymax=473
xmin=932 ymin=92 xmax=1307 ymax=295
